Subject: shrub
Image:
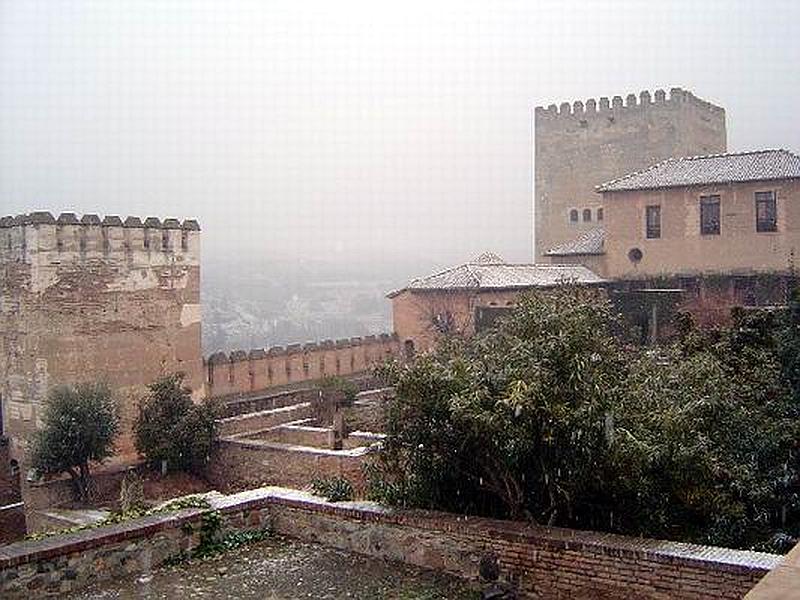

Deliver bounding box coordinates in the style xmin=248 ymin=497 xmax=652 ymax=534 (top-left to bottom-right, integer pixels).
xmin=370 ymin=285 xmax=800 ymax=549
xmin=373 ymin=286 xmax=627 ymax=522
xmin=31 ymin=382 xmax=119 ymax=503
xmin=319 ymin=376 xmax=359 ymax=404
xmin=134 ymin=373 xmax=218 ymax=474
xmin=311 ymin=476 xmax=354 ymax=502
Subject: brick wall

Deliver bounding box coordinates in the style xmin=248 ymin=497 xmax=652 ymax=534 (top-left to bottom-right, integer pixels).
xmin=0 ymin=487 xmax=780 ymax=599
xmin=205 ymin=334 xmax=400 ymax=399
xmin=206 ymin=439 xmax=372 ymax=493
xmin=265 ymin=491 xmax=777 ymax=600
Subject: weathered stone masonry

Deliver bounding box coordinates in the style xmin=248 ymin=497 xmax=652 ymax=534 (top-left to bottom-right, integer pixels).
xmin=0 ymin=212 xmax=203 ymax=463
xmin=0 ymin=487 xmax=780 ymax=599
xmin=534 ymin=87 xmax=726 ymax=260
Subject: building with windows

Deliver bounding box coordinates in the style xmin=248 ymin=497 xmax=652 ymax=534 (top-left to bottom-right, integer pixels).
xmin=387 ymin=252 xmax=604 ymax=353
xmin=539 ymin=149 xmax=800 ymax=336
xmin=533 ymin=88 xmax=727 ymax=261
xmin=595 ymin=149 xmax=800 ymax=280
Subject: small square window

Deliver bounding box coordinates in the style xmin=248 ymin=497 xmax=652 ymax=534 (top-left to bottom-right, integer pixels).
xmin=646 ymin=205 xmax=661 ymax=239
xmin=700 ymin=195 xmax=720 ymax=235
xmin=755 ymin=191 xmax=777 ymax=232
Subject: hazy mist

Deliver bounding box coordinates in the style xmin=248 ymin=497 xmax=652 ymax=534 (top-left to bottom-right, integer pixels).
xmin=2 ymin=1 xmax=799 ymax=350
xmin=3 ymin=0 xmax=799 ymax=265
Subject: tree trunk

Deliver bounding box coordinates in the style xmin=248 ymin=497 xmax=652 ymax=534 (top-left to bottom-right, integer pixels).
xmin=69 ymin=462 xmax=91 ymax=504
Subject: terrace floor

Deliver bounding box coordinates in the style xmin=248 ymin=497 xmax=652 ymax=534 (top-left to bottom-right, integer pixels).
xmin=67 ymin=536 xmax=478 ymax=600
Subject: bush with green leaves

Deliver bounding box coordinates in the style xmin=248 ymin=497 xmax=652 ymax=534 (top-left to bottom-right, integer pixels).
xmin=371 ymin=286 xmax=800 ymax=550
xmin=319 ymin=376 xmax=359 ymax=404
xmin=31 ymin=382 xmax=119 ymax=503
xmin=134 ymin=373 xmax=218 ymax=474
xmin=373 ymin=286 xmax=628 ymax=522
xmin=311 ymin=475 xmax=354 ymax=502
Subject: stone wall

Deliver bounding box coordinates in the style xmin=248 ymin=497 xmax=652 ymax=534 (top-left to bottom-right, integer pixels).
xmin=534 ymin=87 xmax=726 ymax=260
xmin=0 ymin=212 xmax=203 ymax=465
xmin=206 ymin=438 xmax=372 ymax=493
xmin=22 ymin=461 xmax=147 ymax=534
xmin=0 ymin=487 xmax=780 ymax=599
xmin=205 ymin=334 xmax=400 ymax=399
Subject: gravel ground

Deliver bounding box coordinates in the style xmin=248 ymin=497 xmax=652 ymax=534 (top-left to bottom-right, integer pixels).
xmin=68 ymin=537 xmax=479 ymax=599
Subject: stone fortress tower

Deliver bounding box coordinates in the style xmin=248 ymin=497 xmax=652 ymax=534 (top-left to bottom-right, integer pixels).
xmin=534 ymin=87 xmax=727 ymax=260
xmin=0 ymin=212 xmax=203 ymax=465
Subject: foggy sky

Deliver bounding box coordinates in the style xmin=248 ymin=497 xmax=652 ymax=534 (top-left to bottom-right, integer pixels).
xmin=2 ymin=1 xmax=799 ymax=268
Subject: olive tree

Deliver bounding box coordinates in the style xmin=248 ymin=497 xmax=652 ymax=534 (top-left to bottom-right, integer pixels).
xmin=31 ymin=382 xmax=119 ymax=503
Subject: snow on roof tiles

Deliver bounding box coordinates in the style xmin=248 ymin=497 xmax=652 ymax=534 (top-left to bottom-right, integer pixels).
xmin=545 ymin=228 xmax=605 ymax=257
xmin=597 ymin=149 xmax=800 ymax=193
xmin=387 ymin=252 xmax=604 ymax=297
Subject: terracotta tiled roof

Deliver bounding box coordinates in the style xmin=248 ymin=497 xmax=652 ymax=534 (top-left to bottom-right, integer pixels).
xmin=387 ymin=252 xmax=604 ymax=297
xmin=597 ymin=149 xmax=800 ymax=193
xmin=545 ymin=228 xmax=605 ymax=256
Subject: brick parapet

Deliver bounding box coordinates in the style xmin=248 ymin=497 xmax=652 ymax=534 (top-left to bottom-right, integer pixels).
xmin=0 ymin=487 xmax=782 ymax=598
xmin=205 ymin=333 xmax=401 ymax=398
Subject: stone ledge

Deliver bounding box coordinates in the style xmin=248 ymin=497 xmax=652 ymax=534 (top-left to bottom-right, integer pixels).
xmin=0 ymin=485 xmax=782 ymax=579
xmin=0 ymin=507 xmax=204 ymax=568
xmin=254 ymin=487 xmax=781 ymax=574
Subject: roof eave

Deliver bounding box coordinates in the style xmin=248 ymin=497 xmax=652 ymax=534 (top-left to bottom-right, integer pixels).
xmin=544 ymin=251 xmax=606 ymax=257
xmin=598 ymin=174 xmax=800 ymax=194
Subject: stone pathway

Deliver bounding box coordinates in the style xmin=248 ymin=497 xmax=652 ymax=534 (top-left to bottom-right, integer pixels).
xmin=68 ymin=537 xmax=478 ymax=599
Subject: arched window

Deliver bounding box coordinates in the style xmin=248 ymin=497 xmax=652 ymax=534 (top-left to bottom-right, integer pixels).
xmin=583 ymin=209 xmax=592 ymax=222
xmin=569 ymin=209 xmax=579 ymax=223
xmin=597 ymin=207 xmax=604 ymax=221
xmin=404 ymin=339 xmax=416 ymax=361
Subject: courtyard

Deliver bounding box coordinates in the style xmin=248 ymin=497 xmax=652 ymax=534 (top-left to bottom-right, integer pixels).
xmin=67 ymin=537 xmax=478 ymax=600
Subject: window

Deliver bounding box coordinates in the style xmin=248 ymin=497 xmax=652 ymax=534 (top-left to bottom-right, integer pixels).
xmin=755 ymin=191 xmax=777 ymax=232
xmin=181 ymin=230 xmax=189 ymax=251
xmin=569 ymin=209 xmax=578 ymax=223
xmin=582 ymin=208 xmax=592 ymax=222
xmin=645 ymin=205 xmax=661 ymax=239
xmin=700 ymin=195 xmax=720 ymax=235
xmin=161 ymin=230 xmax=170 ymax=251
xmin=597 ymin=207 xmax=604 ymax=221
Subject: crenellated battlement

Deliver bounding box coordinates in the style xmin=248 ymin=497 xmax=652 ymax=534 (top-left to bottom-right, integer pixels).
xmin=0 ymin=211 xmax=201 ymax=266
xmin=534 ymin=87 xmax=725 ymax=119
xmin=533 ymin=86 xmax=727 ymax=261
xmin=204 ymin=333 xmax=401 ymax=398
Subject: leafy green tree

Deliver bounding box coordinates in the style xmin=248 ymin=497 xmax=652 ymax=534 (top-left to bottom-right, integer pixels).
xmin=372 ymin=286 xmax=800 ymax=550
xmin=373 ymin=286 xmax=629 ymax=522
xmin=31 ymin=382 xmax=119 ymax=503
xmin=134 ymin=373 xmax=217 ymax=474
